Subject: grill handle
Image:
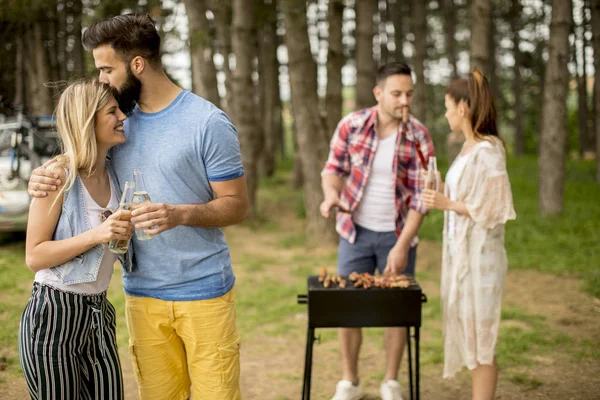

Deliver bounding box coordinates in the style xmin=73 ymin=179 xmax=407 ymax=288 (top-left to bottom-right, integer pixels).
xmin=297 ymin=294 xmax=308 ymax=304
xmin=421 ymin=293 xmax=428 ymax=303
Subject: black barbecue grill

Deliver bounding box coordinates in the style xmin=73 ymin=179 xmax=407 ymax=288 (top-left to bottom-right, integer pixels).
xmin=297 ymin=275 xmax=427 ymax=400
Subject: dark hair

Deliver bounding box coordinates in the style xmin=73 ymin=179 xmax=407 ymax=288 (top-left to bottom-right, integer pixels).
xmin=82 ymin=14 xmax=162 ymax=67
xmin=376 ymin=62 xmax=412 ymax=85
xmin=446 ymin=69 xmax=502 ymax=144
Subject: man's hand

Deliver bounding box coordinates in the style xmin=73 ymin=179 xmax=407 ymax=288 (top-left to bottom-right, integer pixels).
xmin=384 ymin=244 xmax=409 ymax=274
xmin=319 ymin=196 xmax=344 ymax=218
xmin=28 ymin=159 xmax=60 ymax=198
xmin=131 ymin=203 xmax=183 ymax=235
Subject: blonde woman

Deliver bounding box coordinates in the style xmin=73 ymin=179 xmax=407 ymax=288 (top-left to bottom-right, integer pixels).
xmin=18 ymin=80 xmax=133 ymax=400
xmin=423 ymin=70 xmax=516 ymax=400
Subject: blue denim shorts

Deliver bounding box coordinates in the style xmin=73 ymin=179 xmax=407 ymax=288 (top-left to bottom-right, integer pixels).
xmin=338 ymin=224 xmax=417 ymax=276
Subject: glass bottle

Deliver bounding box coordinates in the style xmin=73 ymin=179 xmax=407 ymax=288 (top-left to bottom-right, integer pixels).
xmin=109 ymin=180 xmax=134 ymax=254
xmin=426 ymin=156 xmax=438 ymax=191
xmin=132 ymin=168 xmax=154 ymax=240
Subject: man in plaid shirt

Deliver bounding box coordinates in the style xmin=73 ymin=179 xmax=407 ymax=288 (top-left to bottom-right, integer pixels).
xmin=320 ymin=63 xmax=435 ymax=400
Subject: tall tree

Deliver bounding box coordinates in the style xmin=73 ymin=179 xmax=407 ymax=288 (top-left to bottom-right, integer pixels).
xmin=281 ymin=0 xmax=337 ymax=244
xmin=441 ymin=0 xmax=458 ymax=80
xmin=470 ymin=0 xmax=492 ymax=74
xmin=575 ymin=0 xmax=590 ymax=157
xmin=591 ymin=0 xmax=600 ymax=182
xmin=378 ymin=0 xmax=390 ymax=64
xmin=14 ymin=30 xmax=24 ymax=106
xmin=412 ymin=0 xmax=426 ymax=123
xmin=487 ymin=7 xmax=501 ymax=101
xmin=538 ymin=0 xmax=573 ymax=215
xmin=355 ymin=0 xmax=378 ymax=109
xmin=25 ymin=21 xmax=53 ymax=116
xmin=325 ymin=0 xmax=344 ymax=135
xmin=231 ymin=0 xmax=260 ymax=218
xmin=390 ymin=0 xmax=411 ymax=63
xmin=511 ymin=0 xmax=525 ymax=155
xmin=71 ymin=0 xmax=85 ymax=77
xmin=212 ymin=0 xmax=234 ymax=114
xmin=57 ymin=0 xmax=68 ymax=81
xmin=258 ymin=0 xmax=282 ymax=177
xmin=184 ymin=0 xmax=221 ymax=107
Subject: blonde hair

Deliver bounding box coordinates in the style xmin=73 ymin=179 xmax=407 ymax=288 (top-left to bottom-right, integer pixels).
xmin=52 ymin=79 xmax=117 ymax=204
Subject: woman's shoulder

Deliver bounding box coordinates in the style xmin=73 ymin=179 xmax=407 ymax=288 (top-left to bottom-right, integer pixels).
xmin=474 ymin=137 xmax=505 ymax=156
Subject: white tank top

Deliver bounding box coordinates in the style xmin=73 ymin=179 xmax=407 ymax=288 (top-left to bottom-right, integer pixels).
xmin=445 ymin=152 xmax=469 ymax=258
xmin=34 ymin=174 xmax=119 ymax=294
xmin=353 ymin=133 xmax=397 ymax=232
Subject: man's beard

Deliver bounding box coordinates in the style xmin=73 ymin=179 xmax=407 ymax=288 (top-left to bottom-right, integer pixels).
xmin=116 ymin=67 xmax=142 ymax=115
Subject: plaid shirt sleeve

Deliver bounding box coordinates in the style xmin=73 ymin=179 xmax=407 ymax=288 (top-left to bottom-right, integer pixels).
xmin=408 ymin=126 xmax=435 ymax=214
xmin=321 ymin=118 xmax=351 ymax=177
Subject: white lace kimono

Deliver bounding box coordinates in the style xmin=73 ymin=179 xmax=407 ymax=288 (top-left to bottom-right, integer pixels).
xmin=441 ymin=138 xmax=516 ymax=378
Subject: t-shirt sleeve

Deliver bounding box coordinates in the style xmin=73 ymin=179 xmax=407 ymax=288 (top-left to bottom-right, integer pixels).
xmin=200 ymin=110 xmax=245 ymax=182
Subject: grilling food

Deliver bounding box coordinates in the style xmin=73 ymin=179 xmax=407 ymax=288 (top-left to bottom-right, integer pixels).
xmin=317 ymin=270 xmax=411 ymax=289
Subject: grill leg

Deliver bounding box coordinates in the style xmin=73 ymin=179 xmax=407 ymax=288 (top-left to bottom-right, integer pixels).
xmin=406 ymin=327 xmax=414 ymax=400
xmin=302 ymin=327 xmax=315 ymax=400
xmin=415 ymin=327 xmax=420 ymax=400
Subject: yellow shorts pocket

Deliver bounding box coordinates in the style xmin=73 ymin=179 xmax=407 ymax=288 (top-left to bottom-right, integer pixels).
xmin=216 ymin=333 xmax=241 ymax=388
xmin=128 ymin=342 xmax=143 ymax=384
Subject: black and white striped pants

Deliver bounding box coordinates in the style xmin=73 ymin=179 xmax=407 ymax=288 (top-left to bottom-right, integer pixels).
xmin=18 ymin=283 xmax=124 ymax=400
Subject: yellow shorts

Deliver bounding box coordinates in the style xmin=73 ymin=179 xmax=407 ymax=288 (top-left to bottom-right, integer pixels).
xmin=125 ymin=288 xmax=241 ymax=400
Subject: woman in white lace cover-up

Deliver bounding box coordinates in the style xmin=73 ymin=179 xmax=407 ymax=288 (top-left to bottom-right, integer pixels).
xmin=423 ymin=70 xmax=516 ymax=400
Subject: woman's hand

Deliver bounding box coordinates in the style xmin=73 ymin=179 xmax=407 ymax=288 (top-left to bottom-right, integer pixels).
xmin=92 ymin=210 xmax=134 ymax=245
xmin=421 ymin=170 xmax=444 ymax=192
xmin=423 ymin=189 xmax=452 ymax=211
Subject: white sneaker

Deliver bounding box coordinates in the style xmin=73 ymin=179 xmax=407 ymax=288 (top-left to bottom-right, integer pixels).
xmin=331 ymin=380 xmax=363 ymax=400
xmin=380 ymin=379 xmax=404 ymax=400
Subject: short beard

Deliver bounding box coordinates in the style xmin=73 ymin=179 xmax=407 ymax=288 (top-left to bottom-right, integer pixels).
xmin=116 ymin=66 xmax=142 ymax=115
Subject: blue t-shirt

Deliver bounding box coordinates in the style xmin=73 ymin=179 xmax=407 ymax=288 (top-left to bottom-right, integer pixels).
xmin=111 ymin=90 xmax=244 ymax=300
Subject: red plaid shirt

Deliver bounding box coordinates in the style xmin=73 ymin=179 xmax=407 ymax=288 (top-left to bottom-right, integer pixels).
xmin=322 ymin=107 xmax=435 ymax=244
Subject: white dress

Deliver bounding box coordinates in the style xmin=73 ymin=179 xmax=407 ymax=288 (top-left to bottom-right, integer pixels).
xmin=440 ymin=138 xmax=516 ymax=378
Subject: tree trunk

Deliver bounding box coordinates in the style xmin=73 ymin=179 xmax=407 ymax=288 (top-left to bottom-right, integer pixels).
xmin=258 ymin=5 xmax=281 ymax=177
xmin=391 ymin=0 xmax=411 ymax=63
xmin=355 ymin=0 xmax=377 ymax=110
xmin=538 ymin=0 xmax=572 ymax=215
xmin=71 ymin=0 xmax=85 ymax=77
xmin=325 ymin=0 xmax=344 ymax=135
xmin=591 ymin=0 xmax=600 ymax=182
xmin=511 ymin=0 xmax=525 ymax=155
xmin=379 ymin=0 xmax=390 ymax=64
xmin=470 ymin=0 xmax=491 ymax=74
xmin=30 ymin=22 xmax=53 ymax=116
xmin=281 ymin=0 xmax=337 ymax=245
xmin=184 ymin=0 xmax=220 ymax=107
xmin=15 ymin=30 xmax=24 ymax=106
xmin=412 ymin=0 xmax=426 ymax=123
xmin=212 ymin=0 xmax=234 ymax=115
xmin=576 ymin=1 xmax=589 ymax=157
xmin=231 ymin=0 xmax=260 ymax=219
xmin=441 ymin=0 xmax=458 ymax=80
xmin=487 ymin=8 xmax=501 ymax=101
xmin=46 ymin=1 xmax=60 ymax=83
xmin=57 ymin=0 xmax=68 ymax=81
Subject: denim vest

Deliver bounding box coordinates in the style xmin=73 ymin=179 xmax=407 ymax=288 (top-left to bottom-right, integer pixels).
xmin=50 ymin=160 xmax=133 ymax=285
